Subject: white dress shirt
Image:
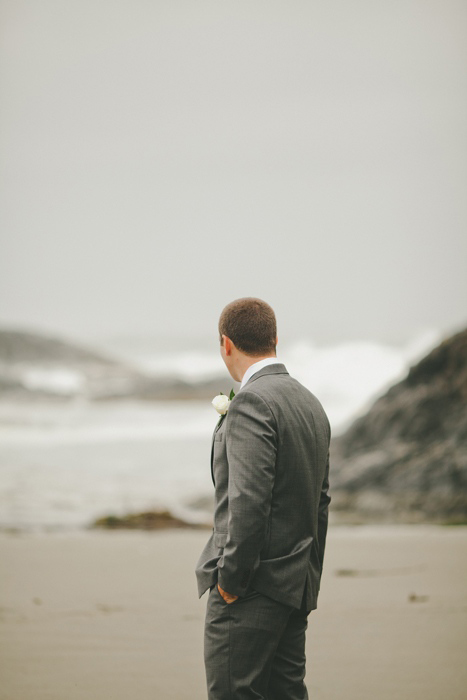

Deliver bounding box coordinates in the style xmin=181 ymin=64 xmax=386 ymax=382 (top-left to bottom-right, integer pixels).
xmin=240 ymin=357 xmax=282 ymax=390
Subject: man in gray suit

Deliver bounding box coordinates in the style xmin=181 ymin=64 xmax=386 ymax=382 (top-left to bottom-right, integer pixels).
xmin=195 ymin=297 xmax=331 ymax=700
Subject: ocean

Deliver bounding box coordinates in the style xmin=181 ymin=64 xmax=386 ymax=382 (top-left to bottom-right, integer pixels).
xmin=0 ymin=331 xmax=440 ymax=531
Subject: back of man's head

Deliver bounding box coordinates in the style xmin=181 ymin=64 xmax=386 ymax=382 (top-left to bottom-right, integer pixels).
xmin=219 ymin=297 xmax=277 ymax=357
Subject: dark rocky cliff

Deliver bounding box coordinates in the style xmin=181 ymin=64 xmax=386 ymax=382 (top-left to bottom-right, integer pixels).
xmin=330 ymin=327 xmax=467 ymax=523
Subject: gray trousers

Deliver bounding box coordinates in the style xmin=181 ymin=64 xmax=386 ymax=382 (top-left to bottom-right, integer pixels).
xmin=204 ymin=584 xmax=310 ymax=700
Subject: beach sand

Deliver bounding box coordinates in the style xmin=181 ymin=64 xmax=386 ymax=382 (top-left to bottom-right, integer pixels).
xmin=1 ymin=525 xmax=466 ymax=700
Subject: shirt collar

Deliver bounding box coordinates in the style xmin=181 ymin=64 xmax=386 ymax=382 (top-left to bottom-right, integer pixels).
xmin=240 ymin=357 xmax=281 ymax=389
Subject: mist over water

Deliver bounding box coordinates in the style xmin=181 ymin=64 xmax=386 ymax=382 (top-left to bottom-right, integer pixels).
xmin=102 ymin=328 xmax=441 ymax=431
xmin=0 ymin=329 xmax=441 ymax=531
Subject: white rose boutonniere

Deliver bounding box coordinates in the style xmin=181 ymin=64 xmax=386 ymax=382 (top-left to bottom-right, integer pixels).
xmin=212 ymin=389 xmax=236 ymax=416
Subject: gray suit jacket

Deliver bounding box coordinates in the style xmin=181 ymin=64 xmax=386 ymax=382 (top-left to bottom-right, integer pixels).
xmin=195 ymin=363 xmax=331 ymax=611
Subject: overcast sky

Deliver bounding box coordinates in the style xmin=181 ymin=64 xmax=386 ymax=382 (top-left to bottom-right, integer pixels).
xmin=1 ymin=0 xmax=466 ymax=349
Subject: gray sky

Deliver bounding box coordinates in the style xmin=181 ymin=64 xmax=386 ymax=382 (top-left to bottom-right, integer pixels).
xmin=1 ymin=0 xmax=466 ymax=348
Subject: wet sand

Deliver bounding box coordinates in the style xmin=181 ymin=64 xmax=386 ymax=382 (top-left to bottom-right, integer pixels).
xmin=1 ymin=525 xmax=466 ymax=700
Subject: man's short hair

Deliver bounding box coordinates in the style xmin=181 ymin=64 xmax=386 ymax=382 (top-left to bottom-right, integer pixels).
xmin=219 ymin=297 xmax=277 ymax=356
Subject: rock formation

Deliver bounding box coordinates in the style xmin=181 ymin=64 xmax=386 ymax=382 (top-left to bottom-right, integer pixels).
xmin=330 ymin=327 xmax=467 ymax=523
xmin=0 ymin=328 xmax=229 ymax=400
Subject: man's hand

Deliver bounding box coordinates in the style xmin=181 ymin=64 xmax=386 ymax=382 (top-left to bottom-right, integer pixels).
xmin=217 ymin=583 xmax=239 ymax=604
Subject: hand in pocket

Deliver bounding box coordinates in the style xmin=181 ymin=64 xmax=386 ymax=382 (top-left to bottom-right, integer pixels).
xmin=217 ymin=583 xmax=239 ymax=604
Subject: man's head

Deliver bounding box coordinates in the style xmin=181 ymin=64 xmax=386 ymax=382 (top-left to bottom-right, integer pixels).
xmin=218 ymin=297 xmax=278 ymax=381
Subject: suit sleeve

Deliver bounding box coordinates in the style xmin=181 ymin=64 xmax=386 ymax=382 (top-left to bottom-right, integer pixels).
xmin=317 ymin=449 xmax=331 ymax=577
xmin=217 ymin=390 xmax=277 ymax=596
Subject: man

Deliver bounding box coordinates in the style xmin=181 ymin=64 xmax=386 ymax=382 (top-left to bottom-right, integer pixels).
xmin=195 ymin=297 xmax=331 ymax=700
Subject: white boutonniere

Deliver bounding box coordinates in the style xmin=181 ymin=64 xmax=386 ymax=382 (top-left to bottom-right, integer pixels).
xmin=212 ymin=389 xmax=236 ymax=417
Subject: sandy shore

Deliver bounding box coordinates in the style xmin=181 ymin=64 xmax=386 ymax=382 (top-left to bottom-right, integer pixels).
xmin=1 ymin=525 xmax=466 ymax=700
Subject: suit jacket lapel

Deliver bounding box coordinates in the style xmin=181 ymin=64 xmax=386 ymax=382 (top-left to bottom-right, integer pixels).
xmin=210 ymin=414 xmax=226 ymax=486
xmin=210 ymin=367 xmax=288 ymax=485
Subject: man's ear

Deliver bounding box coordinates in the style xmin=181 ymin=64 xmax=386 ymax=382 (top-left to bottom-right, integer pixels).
xmin=223 ymin=335 xmax=233 ymax=356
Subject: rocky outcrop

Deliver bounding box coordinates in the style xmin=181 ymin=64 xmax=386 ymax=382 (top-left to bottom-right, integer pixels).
xmin=91 ymin=510 xmax=211 ymax=530
xmin=330 ymin=328 xmax=467 ymax=523
xmin=0 ymin=328 xmax=229 ymax=401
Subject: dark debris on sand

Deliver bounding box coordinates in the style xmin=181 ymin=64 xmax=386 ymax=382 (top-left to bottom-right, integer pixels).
xmin=90 ymin=510 xmax=211 ymax=531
